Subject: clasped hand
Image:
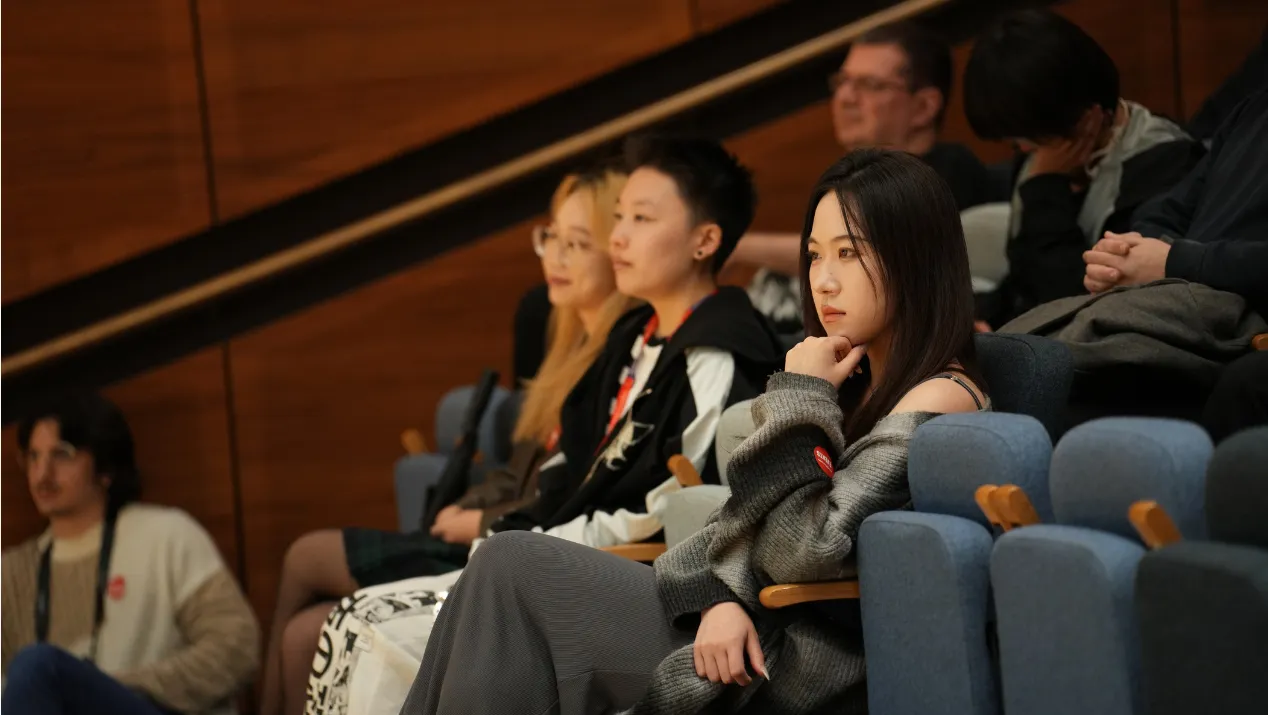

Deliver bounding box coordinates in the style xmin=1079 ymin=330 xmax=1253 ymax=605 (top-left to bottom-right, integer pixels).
xmin=1082 ymin=231 xmax=1170 ymax=294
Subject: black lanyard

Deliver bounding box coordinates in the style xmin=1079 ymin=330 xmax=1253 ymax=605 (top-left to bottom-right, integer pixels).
xmin=36 ymin=512 xmax=117 ymax=663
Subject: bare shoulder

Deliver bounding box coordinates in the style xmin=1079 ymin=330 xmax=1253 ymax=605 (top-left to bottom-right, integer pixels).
xmin=890 ymin=374 xmax=985 ymax=416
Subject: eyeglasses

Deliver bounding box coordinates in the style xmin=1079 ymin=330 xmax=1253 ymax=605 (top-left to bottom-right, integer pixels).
xmin=531 ymin=225 xmax=591 ymax=263
xmin=828 ymin=71 xmax=909 ymax=96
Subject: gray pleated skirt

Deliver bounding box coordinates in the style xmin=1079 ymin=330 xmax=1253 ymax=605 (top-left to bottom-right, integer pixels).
xmin=399 ymin=531 xmax=694 ymax=715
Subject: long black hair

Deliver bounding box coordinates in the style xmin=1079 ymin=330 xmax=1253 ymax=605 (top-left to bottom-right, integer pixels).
xmin=17 ymin=393 xmax=141 ymax=515
xmin=800 ymin=149 xmax=983 ymax=443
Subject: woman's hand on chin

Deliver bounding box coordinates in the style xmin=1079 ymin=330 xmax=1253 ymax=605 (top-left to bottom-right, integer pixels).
xmin=784 ymin=336 xmax=867 ymax=388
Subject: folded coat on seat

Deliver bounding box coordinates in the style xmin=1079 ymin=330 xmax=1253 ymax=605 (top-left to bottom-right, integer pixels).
xmin=1001 ymin=279 xmax=1266 ymax=387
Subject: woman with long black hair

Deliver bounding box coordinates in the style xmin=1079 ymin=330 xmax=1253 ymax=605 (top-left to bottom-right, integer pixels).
xmin=399 ymin=148 xmax=990 ymax=715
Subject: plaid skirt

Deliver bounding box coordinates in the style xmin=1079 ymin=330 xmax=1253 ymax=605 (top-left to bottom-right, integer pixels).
xmin=342 ymin=528 xmax=470 ymax=588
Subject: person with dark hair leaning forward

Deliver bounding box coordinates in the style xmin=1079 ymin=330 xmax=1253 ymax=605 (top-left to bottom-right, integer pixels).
xmin=1082 ymin=89 xmax=1268 ymax=441
xmin=963 ymin=8 xmax=1204 ymax=325
xmin=2 ymin=394 xmax=258 ymax=715
xmin=398 ymin=149 xmax=990 ymax=715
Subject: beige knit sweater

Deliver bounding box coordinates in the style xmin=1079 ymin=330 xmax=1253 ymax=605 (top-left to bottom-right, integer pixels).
xmin=2 ymin=504 xmax=259 ymax=714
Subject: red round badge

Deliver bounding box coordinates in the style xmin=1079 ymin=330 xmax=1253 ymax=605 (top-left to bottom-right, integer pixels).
xmin=814 ymin=447 xmax=834 ymax=477
xmin=107 ymin=575 xmax=126 ymax=601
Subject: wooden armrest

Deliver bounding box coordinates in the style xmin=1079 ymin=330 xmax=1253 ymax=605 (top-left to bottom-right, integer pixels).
xmin=401 ymin=429 xmax=427 ymax=455
xmin=975 ymin=484 xmax=1006 ymax=530
xmin=667 ymin=454 xmax=703 ymax=487
xmin=1129 ymin=500 xmax=1182 ymax=549
xmin=602 ymin=543 xmax=668 ymax=562
xmin=991 ymin=485 xmax=1041 ymax=529
xmin=1253 ymin=333 xmax=1268 ymax=351
xmin=760 ymin=580 xmax=861 ymax=609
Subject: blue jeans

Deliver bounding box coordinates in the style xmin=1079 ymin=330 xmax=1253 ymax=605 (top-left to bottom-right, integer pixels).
xmin=2 ymin=644 xmax=174 ymax=715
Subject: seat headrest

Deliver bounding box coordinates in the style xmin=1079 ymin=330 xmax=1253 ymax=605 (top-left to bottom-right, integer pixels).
xmin=910 ymin=412 xmax=1054 ymax=526
xmin=488 ymin=390 xmax=523 ymax=464
xmin=973 ymin=333 xmax=1073 ymax=438
xmin=1206 ymin=426 xmax=1268 ymax=549
xmin=714 ymin=400 xmax=757 ymax=486
xmin=1051 ymin=418 xmax=1211 ymax=540
xmin=434 ymin=384 xmax=512 ymax=460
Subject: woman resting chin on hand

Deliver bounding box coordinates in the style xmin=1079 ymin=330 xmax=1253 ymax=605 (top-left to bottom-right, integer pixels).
xmin=396 ymin=148 xmax=990 ymax=715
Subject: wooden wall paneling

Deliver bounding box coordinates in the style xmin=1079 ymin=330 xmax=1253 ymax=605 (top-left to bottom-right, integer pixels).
xmin=104 ymin=348 xmax=242 ymax=574
xmin=726 ymin=101 xmax=842 ymax=233
xmin=1 ymin=349 xmax=240 ymax=577
xmin=228 ymin=220 xmax=545 ymax=621
xmin=1175 ymin=0 xmax=1268 ymax=119
xmin=0 ymin=0 xmax=212 ymax=302
xmin=693 ymin=0 xmax=788 ymax=33
xmin=195 ymin=0 xmax=696 ymax=220
xmin=1055 ymin=0 xmax=1180 ymax=119
xmin=1 ymin=426 xmax=45 ymax=548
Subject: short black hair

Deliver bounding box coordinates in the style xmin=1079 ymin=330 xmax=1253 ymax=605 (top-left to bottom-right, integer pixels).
xmin=963 ymin=9 xmax=1119 ymax=141
xmin=856 ymin=22 xmax=953 ymax=126
xmin=623 ymin=134 xmax=756 ymax=272
xmin=18 ymin=393 xmax=140 ymax=514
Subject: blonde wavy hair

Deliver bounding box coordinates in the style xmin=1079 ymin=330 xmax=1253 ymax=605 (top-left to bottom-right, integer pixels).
xmin=512 ymin=169 xmax=637 ymax=446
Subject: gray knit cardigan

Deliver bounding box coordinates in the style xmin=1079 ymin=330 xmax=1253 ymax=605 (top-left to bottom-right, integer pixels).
xmin=626 ymin=371 xmax=964 ymax=714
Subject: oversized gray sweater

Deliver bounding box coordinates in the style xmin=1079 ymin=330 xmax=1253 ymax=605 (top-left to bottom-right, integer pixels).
xmin=625 ymin=372 xmax=949 ymax=714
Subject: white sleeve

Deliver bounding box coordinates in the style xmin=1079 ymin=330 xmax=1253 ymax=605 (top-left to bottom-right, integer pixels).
xmin=538 ymin=476 xmax=682 ymax=548
xmin=162 ymin=510 xmax=228 ymax=607
xmin=678 ymin=347 xmax=736 ymax=474
xmin=539 ymin=348 xmax=736 ymax=548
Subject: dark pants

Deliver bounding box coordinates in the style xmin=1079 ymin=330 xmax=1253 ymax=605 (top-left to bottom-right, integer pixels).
xmin=2 ymin=644 xmax=174 ymax=715
xmin=1203 ymin=351 xmax=1268 ymax=443
xmin=399 ymin=532 xmax=692 ymax=715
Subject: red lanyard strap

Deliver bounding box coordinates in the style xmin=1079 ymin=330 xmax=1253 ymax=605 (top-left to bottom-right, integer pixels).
xmin=605 ymin=316 xmax=659 ymax=436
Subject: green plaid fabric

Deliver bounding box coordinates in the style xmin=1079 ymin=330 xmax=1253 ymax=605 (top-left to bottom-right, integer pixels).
xmin=342 ymin=528 xmax=470 ymax=588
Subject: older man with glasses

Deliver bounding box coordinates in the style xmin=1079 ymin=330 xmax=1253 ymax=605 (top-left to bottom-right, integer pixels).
xmin=729 ymin=22 xmax=1002 ymax=335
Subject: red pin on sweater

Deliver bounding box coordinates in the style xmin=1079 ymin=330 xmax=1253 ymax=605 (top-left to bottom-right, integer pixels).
xmin=813 ymin=446 xmax=835 ymax=477
xmin=108 ymin=575 xmax=127 ymax=600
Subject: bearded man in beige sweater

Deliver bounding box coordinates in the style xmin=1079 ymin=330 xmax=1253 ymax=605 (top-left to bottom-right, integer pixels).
xmin=2 ymin=394 xmax=259 ymax=715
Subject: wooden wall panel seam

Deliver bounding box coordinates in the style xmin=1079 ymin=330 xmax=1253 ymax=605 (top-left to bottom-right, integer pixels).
xmin=687 ymin=0 xmax=704 ymax=35
xmin=220 ymin=343 xmax=250 ymax=585
xmin=189 ymin=0 xmax=224 ymax=224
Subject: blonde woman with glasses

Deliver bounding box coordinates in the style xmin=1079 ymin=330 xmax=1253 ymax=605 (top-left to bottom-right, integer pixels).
xmin=257 ymin=166 xmax=635 ymax=715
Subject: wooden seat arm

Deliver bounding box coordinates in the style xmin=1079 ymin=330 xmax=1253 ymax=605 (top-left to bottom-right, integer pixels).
xmin=667 ymin=454 xmax=704 ymax=487
xmin=1254 ymin=333 xmax=1268 ymax=351
xmin=978 ymin=484 xmax=1041 ymax=531
xmin=975 ymin=484 xmax=1004 ymax=530
xmin=1129 ymin=500 xmax=1182 ymax=549
xmin=602 ymin=542 xmax=668 ymax=562
xmin=601 ymin=455 xmax=710 ymax=563
xmin=992 ymin=485 xmax=1041 ymax=528
xmin=759 ymin=580 xmax=861 ymax=609
xmin=401 ymin=428 xmax=427 ymax=454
